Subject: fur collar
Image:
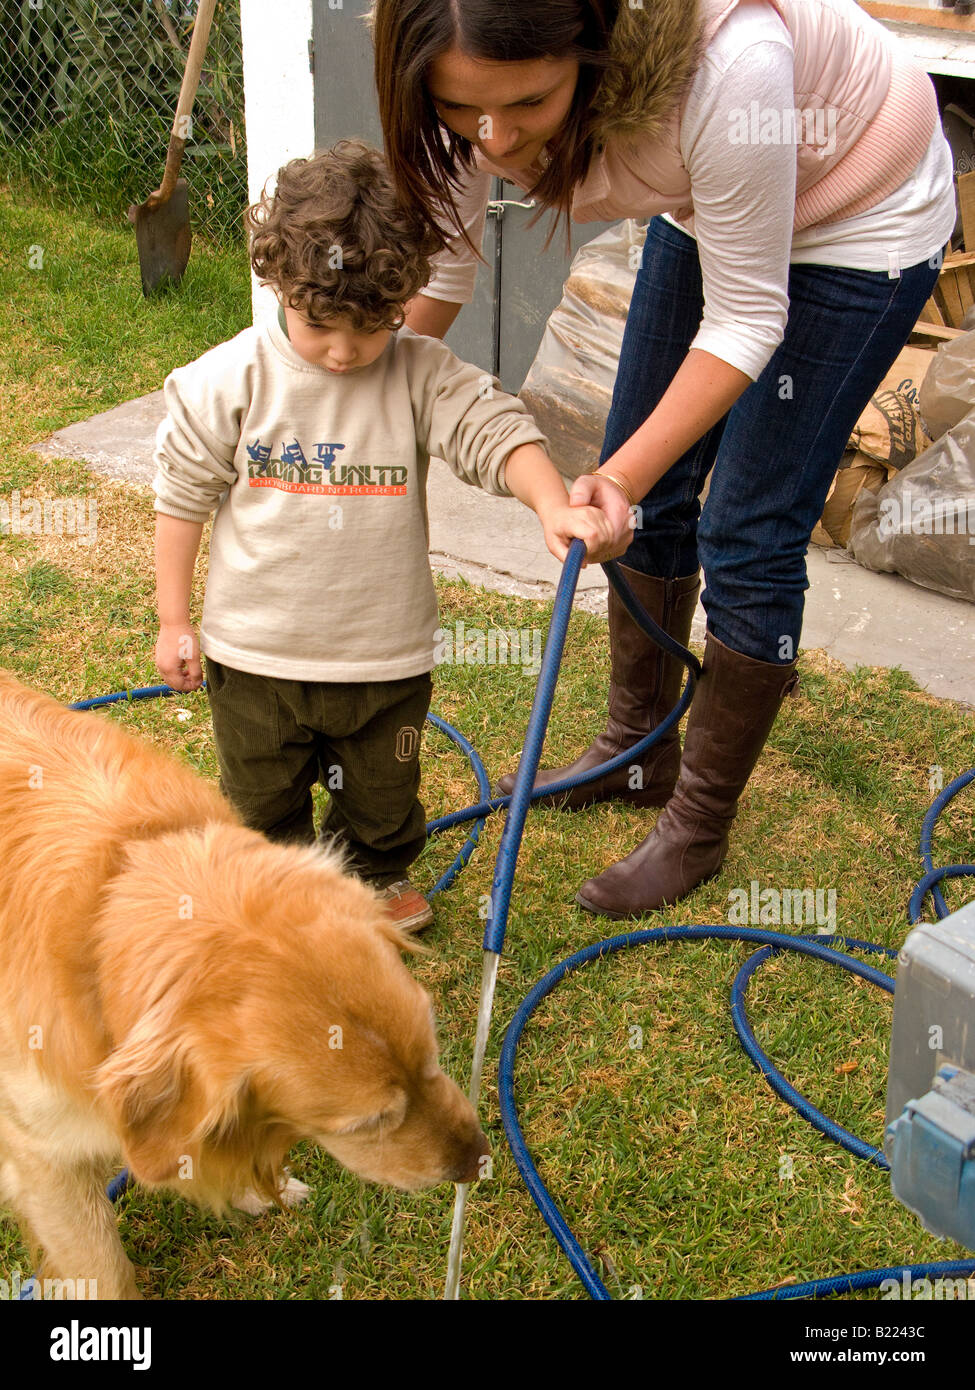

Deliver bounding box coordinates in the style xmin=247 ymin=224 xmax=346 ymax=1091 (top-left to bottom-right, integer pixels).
xmin=587 ymin=0 xmax=708 ymax=150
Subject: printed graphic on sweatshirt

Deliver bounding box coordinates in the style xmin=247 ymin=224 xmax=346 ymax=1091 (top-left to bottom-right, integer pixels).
xmin=246 ymin=438 xmax=407 ymax=495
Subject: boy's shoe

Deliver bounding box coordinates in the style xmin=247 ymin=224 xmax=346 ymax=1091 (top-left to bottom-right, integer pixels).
xmin=379 ymin=879 xmax=433 ymax=932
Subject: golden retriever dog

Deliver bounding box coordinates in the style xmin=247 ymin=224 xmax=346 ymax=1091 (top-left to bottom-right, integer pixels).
xmin=0 ymin=669 xmax=486 ymax=1299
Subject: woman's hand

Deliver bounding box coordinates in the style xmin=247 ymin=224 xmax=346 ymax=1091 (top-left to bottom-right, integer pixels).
xmin=567 ymin=471 xmax=637 ymax=563
xmin=538 ymin=501 xmax=630 ymax=566
xmin=155 ymin=623 xmax=203 ymax=692
xmin=569 ymin=471 xmax=637 ymax=541
xmin=502 ymin=444 xmax=634 ymax=563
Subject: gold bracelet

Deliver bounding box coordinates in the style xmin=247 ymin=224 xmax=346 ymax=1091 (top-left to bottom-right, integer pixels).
xmin=594 ymin=470 xmax=637 ymax=508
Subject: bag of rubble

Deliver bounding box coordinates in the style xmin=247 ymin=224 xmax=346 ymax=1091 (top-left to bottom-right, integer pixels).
xmin=847 ymin=406 xmax=975 ymax=604
xmin=518 ymin=219 xmax=647 ymax=481
xmin=918 ymin=326 xmax=975 ymax=440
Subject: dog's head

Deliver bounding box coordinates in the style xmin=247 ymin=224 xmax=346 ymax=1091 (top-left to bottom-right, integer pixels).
xmin=93 ymin=826 xmax=488 ymax=1206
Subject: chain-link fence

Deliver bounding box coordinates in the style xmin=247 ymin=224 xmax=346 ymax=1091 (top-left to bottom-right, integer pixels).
xmin=0 ymin=0 xmax=247 ymax=246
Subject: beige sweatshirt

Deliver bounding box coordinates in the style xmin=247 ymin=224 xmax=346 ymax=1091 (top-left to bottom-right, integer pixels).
xmin=152 ymin=315 xmax=548 ymax=681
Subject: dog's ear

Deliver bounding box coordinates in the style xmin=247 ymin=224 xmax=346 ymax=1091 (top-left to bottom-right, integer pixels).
xmin=94 ymin=998 xmax=205 ymax=1185
xmin=96 ymin=1004 xmax=288 ymax=1205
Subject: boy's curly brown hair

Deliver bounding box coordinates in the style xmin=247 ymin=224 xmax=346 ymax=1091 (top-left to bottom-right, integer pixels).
xmin=245 ymin=140 xmax=444 ymax=333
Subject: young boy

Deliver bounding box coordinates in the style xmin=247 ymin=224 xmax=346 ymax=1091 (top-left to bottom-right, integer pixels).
xmin=152 ymin=140 xmax=622 ymax=931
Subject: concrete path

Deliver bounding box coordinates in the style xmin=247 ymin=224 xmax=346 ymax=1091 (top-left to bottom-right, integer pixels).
xmin=32 ymin=392 xmax=975 ymax=706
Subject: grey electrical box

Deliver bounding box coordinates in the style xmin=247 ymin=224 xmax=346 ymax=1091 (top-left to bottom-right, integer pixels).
xmin=885 ymin=898 xmax=975 ymax=1130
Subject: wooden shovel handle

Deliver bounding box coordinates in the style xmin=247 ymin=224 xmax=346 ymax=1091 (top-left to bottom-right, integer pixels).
xmin=147 ymin=0 xmax=219 ymax=209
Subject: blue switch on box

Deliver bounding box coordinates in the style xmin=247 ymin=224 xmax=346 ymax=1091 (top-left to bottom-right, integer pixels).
xmin=886 ymin=1066 xmax=975 ymax=1251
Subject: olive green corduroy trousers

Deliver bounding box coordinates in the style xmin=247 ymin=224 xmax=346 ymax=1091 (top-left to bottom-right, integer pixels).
xmin=205 ymin=657 xmax=432 ymax=888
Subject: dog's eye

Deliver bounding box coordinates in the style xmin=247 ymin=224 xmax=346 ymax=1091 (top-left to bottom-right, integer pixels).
xmin=332 ymin=1108 xmax=396 ymax=1136
xmin=362 ymin=1095 xmax=407 ymax=1131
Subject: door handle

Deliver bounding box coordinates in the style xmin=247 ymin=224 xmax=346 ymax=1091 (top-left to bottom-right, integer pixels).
xmin=487 ymin=198 xmax=537 ymax=218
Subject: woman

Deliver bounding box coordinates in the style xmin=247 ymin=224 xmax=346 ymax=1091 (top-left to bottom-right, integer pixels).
xmin=370 ymin=0 xmax=956 ymax=918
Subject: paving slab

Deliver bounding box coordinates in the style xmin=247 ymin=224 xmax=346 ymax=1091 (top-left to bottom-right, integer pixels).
xmin=36 ymin=391 xmax=167 ymax=486
xmin=31 ymin=394 xmax=975 ymax=706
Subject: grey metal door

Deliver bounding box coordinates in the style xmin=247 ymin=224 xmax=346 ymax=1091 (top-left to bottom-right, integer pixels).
xmin=312 ymin=0 xmax=616 ymax=394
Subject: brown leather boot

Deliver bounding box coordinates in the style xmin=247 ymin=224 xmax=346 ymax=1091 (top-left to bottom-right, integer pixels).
xmin=575 ymin=631 xmax=799 ymax=917
xmin=494 ymin=568 xmax=700 ymax=811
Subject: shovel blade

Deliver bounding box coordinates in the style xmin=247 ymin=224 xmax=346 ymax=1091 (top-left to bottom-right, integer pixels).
xmin=128 ymin=179 xmax=192 ymax=296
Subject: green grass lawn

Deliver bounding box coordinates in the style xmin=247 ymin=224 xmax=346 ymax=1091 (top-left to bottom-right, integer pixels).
xmin=1 ymin=179 xmax=973 ymax=1301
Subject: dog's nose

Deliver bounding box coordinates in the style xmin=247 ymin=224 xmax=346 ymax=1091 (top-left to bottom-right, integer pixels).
xmin=452 ymin=1129 xmax=490 ymax=1183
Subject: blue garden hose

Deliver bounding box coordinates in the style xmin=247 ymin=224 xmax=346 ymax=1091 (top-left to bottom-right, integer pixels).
xmin=63 ymin=539 xmax=974 ymax=1299
xmin=916 ymin=768 xmax=975 ymax=921
xmin=501 ymin=946 xmax=975 ymax=1299
xmin=497 ymin=928 xmax=898 ymax=1300
xmin=730 ymin=934 xmax=893 ymax=1168
xmin=486 ymin=547 xmax=975 ymax=1299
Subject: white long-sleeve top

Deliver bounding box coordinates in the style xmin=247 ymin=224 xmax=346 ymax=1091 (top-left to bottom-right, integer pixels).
xmin=423 ymin=4 xmax=956 ymax=383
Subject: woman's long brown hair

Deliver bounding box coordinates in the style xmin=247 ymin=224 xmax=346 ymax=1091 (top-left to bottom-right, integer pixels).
xmin=371 ymin=0 xmax=622 ymax=262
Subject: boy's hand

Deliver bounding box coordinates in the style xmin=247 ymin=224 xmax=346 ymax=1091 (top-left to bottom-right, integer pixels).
xmin=155 ymin=622 xmax=204 ymax=692
xmin=538 ymin=502 xmax=631 ymax=566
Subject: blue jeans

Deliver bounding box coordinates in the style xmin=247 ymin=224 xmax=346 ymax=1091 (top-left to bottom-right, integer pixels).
xmin=602 ymin=216 xmax=944 ymax=663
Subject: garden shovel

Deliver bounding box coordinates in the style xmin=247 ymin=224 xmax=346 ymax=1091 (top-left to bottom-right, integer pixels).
xmin=128 ymin=0 xmax=218 ymax=295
